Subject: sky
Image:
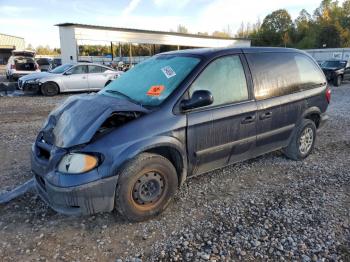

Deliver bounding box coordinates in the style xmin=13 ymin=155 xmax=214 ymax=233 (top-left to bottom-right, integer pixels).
xmin=0 ymin=0 xmax=328 ymax=48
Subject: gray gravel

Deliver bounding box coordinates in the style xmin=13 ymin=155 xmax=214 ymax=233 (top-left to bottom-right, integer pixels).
xmin=0 ymin=83 xmax=349 ymax=261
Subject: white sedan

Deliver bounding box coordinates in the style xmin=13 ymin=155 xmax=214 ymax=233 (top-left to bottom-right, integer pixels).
xmin=18 ymin=63 xmax=123 ymax=96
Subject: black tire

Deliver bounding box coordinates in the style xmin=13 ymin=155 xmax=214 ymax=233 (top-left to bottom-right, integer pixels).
xmin=41 ymin=82 xmax=59 ymax=96
xmin=115 ymin=153 xmax=178 ymax=222
xmin=333 ymin=75 xmax=342 ymax=87
xmin=104 ymin=80 xmax=111 ymax=87
xmin=283 ymin=119 xmax=317 ymax=161
xmin=5 ymin=73 xmax=9 ymax=80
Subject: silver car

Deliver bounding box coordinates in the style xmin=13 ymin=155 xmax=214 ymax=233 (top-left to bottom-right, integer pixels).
xmin=18 ymin=63 xmax=123 ymax=96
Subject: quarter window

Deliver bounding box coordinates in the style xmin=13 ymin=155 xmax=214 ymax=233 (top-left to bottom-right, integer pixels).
xmin=294 ymin=55 xmax=326 ymax=89
xmin=189 ymin=56 xmax=248 ymax=107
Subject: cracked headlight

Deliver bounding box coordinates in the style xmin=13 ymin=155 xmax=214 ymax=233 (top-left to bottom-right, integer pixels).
xmin=57 ymin=153 xmax=98 ymax=174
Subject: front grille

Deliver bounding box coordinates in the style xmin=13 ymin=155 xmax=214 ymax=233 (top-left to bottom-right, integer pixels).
xmin=37 ymin=145 xmax=50 ymax=159
xmin=36 ymin=134 xmax=53 ymax=160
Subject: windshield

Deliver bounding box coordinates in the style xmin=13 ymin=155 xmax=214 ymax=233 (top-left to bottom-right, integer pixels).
xmin=100 ymin=55 xmax=201 ymax=107
xmin=323 ymin=61 xmax=346 ymax=68
xmin=50 ymin=64 xmax=73 ymax=74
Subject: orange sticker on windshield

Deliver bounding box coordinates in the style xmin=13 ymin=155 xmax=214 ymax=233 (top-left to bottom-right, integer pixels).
xmin=147 ymin=85 xmax=165 ymax=96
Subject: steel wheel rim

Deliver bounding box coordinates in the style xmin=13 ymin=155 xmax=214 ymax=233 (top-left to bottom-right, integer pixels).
xmin=132 ymin=171 xmax=165 ymax=206
xmin=299 ymin=127 xmax=314 ymax=155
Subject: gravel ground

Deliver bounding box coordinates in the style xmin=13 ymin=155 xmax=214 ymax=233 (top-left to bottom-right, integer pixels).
xmin=0 ymin=83 xmax=349 ymax=262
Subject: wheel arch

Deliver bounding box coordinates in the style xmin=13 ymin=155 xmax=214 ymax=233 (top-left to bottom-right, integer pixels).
xmin=113 ymin=137 xmax=188 ymax=187
xmin=301 ymin=107 xmax=321 ymax=128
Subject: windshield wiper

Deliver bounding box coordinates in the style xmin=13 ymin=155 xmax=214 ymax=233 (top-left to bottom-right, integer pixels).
xmin=105 ymin=90 xmax=145 ymax=108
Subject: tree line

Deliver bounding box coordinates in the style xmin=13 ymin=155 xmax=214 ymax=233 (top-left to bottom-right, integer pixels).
xmin=236 ymin=0 xmax=350 ymax=48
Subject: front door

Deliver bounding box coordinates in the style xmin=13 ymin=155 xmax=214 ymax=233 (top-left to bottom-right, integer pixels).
xmin=186 ymin=55 xmax=257 ymax=176
xmin=62 ymin=65 xmax=88 ymax=91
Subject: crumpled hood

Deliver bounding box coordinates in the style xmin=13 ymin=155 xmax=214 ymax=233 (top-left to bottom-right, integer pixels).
xmin=40 ymin=93 xmax=149 ymax=148
xmin=20 ymin=72 xmax=53 ymax=81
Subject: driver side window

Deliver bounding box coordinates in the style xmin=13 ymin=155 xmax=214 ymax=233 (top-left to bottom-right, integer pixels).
xmin=68 ymin=65 xmax=87 ymax=75
xmin=189 ymin=55 xmax=248 ymax=107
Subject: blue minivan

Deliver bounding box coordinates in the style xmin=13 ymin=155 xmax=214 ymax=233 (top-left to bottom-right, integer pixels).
xmin=31 ymin=47 xmax=330 ymax=221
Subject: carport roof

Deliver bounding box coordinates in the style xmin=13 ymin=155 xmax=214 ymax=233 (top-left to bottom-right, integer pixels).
xmin=55 ymin=23 xmax=250 ymax=41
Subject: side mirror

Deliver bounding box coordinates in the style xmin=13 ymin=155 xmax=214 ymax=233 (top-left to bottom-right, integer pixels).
xmin=181 ymin=90 xmax=213 ymax=111
xmin=64 ymin=71 xmax=72 ymax=76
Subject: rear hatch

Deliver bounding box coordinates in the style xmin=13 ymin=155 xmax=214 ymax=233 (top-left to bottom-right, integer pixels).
xmin=14 ymin=56 xmax=36 ymax=71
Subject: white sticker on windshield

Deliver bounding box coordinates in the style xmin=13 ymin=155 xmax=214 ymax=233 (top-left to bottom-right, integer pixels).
xmin=161 ymin=66 xmax=176 ymax=79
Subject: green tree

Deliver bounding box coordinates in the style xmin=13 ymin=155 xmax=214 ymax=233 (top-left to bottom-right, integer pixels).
xmin=259 ymin=9 xmax=293 ymax=46
xmin=317 ymin=24 xmax=341 ymax=48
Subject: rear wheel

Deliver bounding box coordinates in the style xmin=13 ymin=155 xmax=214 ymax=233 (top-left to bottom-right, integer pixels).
xmin=41 ymin=82 xmax=59 ymax=96
xmin=283 ymin=119 xmax=316 ymax=160
xmin=115 ymin=153 xmax=178 ymax=222
xmin=334 ymin=75 xmax=342 ymax=86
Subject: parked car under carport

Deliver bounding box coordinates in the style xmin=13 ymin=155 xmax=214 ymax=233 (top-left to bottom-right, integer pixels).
xmin=18 ymin=63 xmax=123 ymax=96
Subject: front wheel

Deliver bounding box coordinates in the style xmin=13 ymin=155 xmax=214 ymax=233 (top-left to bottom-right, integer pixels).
xmin=41 ymin=82 xmax=59 ymax=96
xmin=115 ymin=153 xmax=178 ymax=222
xmin=283 ymin=119 xmax=317 ymax=160
xmin=333 ymin=75 xmax=342 ymax=87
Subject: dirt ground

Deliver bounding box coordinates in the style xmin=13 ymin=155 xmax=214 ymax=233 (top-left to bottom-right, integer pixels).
xmin=0 ymin=82 xmax=349 ymax=261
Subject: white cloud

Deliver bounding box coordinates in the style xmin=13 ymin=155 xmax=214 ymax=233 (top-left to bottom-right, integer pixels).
xmin=122 ymin=0 xmax=142 ymax=16
xmin=95 ymin=14 xmax=187 ymax=32
xmin=153 ymin=0 xmax=191 ymax=9
xmin=0 ymin=18 xmax=59 ymax=47
xmin=0 ymin=5 xmax=34 ymax=17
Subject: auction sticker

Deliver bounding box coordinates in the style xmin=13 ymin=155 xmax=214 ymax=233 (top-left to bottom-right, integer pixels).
xmin=161 ymin=66 xmax=176 ymax=78
xmin=147 ymin=85 xmax=165 ymax=96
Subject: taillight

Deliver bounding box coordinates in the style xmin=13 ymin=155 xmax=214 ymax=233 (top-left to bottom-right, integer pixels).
xmin=10 ymin=64 xmax=15 ymax=69
xmin=325 ymin=87 xmax=331 ymax=104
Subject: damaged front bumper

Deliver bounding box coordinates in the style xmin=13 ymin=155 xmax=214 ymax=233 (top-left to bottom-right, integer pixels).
xmin=18 ymin=80 xmax=41 ymax=92
xmin=34 ymin=173 xmax=116 ymax=215
xmin=31 ymin=141 xmax=117 ymax=216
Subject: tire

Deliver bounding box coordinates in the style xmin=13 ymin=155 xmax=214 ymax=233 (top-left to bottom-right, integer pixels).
xmin=41 ymin=82 xmax=59 ymax=96
xmin=333 ymin=75 xmax=342 ymax=87
xmin=104 ymin=80 xmax=111 ymax=87
xmin=5 ymin=73 xmax=9 ymax=80
xmin=283 ymin=119 xmax=317 ymax=161
xmin=115 ymin=153 xmax=178 ymax=222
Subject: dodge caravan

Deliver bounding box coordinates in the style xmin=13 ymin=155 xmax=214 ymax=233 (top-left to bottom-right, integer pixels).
xmin=31 ymin=47 xmax=330 ymax=221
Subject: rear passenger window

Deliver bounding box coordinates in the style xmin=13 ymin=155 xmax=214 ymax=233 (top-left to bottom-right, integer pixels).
xmin=189 ymin=56 xmax=248 ymax=107
xmin=89 ymin=65 xmax=105 ymax=73
xmin=246 ymin=53 xmax=301 ymax=100
xmin=294 ymin=55 xmax=326 ymax=89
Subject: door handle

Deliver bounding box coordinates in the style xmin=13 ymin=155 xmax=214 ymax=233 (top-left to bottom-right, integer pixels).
xmin=260 ymin=111 xmax=272 ymax=120
xmin=82 ymin=76 xmax=87 ymax=79
xmin=241 ymin=115 xmax=256 ymax=124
